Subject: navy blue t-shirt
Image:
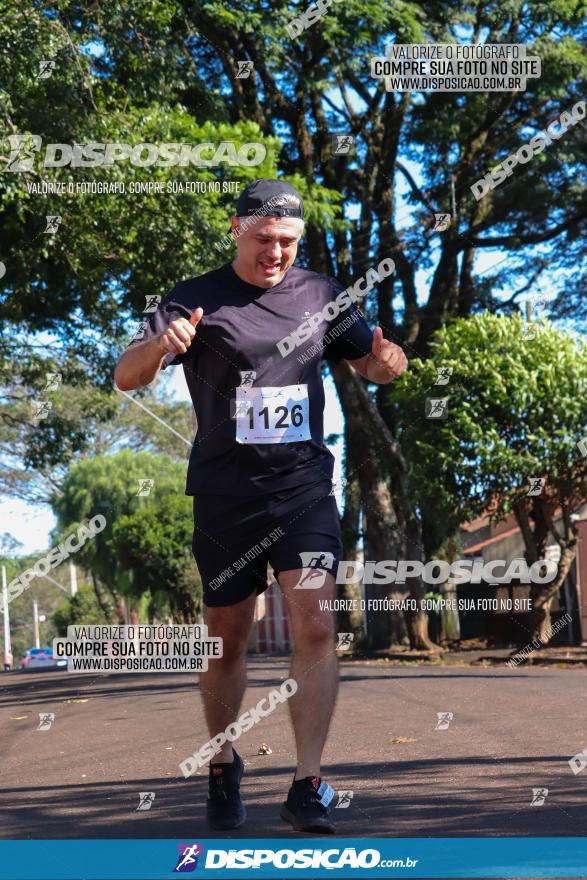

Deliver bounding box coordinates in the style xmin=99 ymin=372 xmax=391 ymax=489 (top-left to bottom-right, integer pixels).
xmin=134 ymin=262 xmax=373 ymax=495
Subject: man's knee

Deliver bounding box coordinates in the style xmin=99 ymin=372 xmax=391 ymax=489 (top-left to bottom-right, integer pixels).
xmin=205 ymin=607 xmax=252 ymax=662
xmin=294 ymin=610 xmax=336 ymax=650
xmin=217 ymin=630 xmax=250 ymax=662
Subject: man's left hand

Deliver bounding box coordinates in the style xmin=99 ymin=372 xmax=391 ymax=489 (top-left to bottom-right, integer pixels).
xmin=365 ymin=326 xmax=408 ymax=382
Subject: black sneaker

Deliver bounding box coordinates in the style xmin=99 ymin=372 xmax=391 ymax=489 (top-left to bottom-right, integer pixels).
xmin=280 ymin=775 xmax=336 ymax=834
xmin=206 ymin=750 xmax=246 ymax=830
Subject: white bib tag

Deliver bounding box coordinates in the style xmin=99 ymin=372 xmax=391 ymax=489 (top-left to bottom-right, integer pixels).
xmin=316 ymin=781 xmax=335 ymax=807
xmin=235 ymin=384 xmax=310 ymax=445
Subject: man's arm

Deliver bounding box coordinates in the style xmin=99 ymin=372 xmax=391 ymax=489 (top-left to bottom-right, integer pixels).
xmin=114 ymin=307 xmax=203 ymax=391
xmin=347 ymin=326 xmax=408 ymax=384
xmin=114 ymin=335 xmax=171 ymax=391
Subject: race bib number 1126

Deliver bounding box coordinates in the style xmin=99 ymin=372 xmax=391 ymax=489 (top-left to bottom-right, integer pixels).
xmin=235 ymin=384 xmax=310 ymax=444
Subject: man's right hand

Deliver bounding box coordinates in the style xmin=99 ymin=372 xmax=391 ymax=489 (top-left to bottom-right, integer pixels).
xmin=115 ymin=307 xmax=204 ymax=392
xmin=158 ymin=307 xmax=204 ymax=355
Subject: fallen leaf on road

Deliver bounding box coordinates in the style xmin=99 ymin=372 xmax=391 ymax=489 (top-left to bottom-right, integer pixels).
xmin=390 ymin=736 xmax=416 ymax=744
xmin=10 ymin=715 xmax=28 ymax=720
xmin=257 ymin=743 xmax=272 ymax=754
xmin=63 ymin=699 xmax=88 ymax=703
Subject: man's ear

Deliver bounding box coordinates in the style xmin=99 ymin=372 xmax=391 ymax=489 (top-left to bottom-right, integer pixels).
xmin=230 ymin=215 xmax=240 ymax=237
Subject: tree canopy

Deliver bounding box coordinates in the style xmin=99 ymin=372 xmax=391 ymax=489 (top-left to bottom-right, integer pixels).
xmin=2 ymin=0 xmax=585 ymax=645
xmin=394 ymin=311 xmax=587 ymax=637
xmin=51 ymin=449 xmax=199 ymax=620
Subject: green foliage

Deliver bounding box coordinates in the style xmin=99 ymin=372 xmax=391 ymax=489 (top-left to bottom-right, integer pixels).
xmin=1 ymin=0 xmax=586 ymax=603
xmin=0 ymin=0 xmax=344 ymax=475
xmin=1 ymin=113 xmax=280 ymax=344
xmin=394 ymin=313 xmax=587 ymax=531
xmin=0 ymin=363 xmax=195 ymax=501
xmin=0 ymin=552 xmax=66 ymax=660
xmin=48 ymin=449 xmax=201 ymax=621
xmin=53 ymin=583 xmax=109 ymax=634
xmin=51 ymin=449 xmax=187 ymax=592
xmin=110 ymin=494 xmax=202 ymax=621
xmin=0 ymin=533 xmax=23 ymax=556
xmin=3 ymin=0 xmax=584 ymax=359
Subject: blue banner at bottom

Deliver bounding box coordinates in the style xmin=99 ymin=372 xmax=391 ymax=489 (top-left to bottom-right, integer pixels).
xmin=0 ymin=838 xmax=586 ymax=879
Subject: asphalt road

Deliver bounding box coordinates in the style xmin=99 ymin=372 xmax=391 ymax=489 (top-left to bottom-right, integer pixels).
xmin=1 ymin=658 xmax=586 ymax=842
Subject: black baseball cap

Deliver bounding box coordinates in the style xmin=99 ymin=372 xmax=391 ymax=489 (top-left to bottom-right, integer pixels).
xmin=234 ymin=178 xmax=304 ymax=220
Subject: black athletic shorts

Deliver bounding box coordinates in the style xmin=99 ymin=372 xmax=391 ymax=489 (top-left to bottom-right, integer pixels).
xmin=192 ymin=481 xmax=343 ymax=607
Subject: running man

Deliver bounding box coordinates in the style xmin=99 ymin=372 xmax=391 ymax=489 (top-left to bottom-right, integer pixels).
xmin=114 ymin=179 xmax=407 ymax=834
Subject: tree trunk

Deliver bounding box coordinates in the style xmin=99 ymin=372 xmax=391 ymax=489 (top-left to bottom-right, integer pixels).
xmin=115 ymin=596 xmax=129 ymax=625
xmin=528 ymin=545 xmax=577 ymax=641
xmin=90 ymin=571 xmax=116 ymax=623
xmin=328 ymin=360 xmax=439 ymax=650
xmin=337 ymin=458 xmax=364 ymax=641
xmin=333 ymin=369 xmax=397 ymax=646
xmin=361 ymin=490 xmax=408 ymax=648
xmin=396 ymin=491 xmax=441 ymax=651
xmin=342 ymin=365 xmax=437 ymax=650
xmin=514 ymin=499 xmax=578 ymax=642
xmin=175 ymin=590 xmax=198 ymax=623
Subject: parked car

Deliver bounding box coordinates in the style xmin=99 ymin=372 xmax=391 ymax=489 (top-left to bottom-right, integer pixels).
xmin=19 ymin=647 xmax=67 ymax=672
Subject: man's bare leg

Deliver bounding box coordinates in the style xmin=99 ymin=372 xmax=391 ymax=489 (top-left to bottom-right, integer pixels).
xmin=200 ymin=591 xmax=257 ymax=763
xmin=277 ymin=570 xmax=338 ymax=779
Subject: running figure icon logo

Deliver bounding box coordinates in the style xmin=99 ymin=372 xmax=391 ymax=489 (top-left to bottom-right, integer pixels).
xmin=332 ymin=134 xmax=354 ymax=154
xmin=425 ymin=397 xmax=449 ymax=419
xmin=568 ymin=747 xmax=587 ymax=775
xmin=173 ymin=843 xmax=204 ymax=872
xmin=38 ymin=59 xmax=56 ymax=79
xmin=527 ymin=476 xmax=546 ymax=496
xmin=44 ymin=215 xmax=62 ymax=234
xmin=136 ymin=791 xmax=156 ymax=811
xmin=432 ymin=213 xmax=451 ymax=232
xmin=235 ymin=61 xmax=254 ymax=78
xmin=434 ymin=366 xmax=453 ymax=385
xmin=144 ymin=295 xmax=161 ymax=313
xmin=435 ymin=712 xmax=453 ymax=730
xmin=294 ymin=552 xmax=334 ymax=589
xmin=43 ymin=372 xmax=62 ymax=393
xmin=335 ymin=790 xmax=354 ymax=808
xmin=37 ymin=713 xmax=55 ymax=731
xmin=31 ymin=400 xmax=53 ymax=424
xmin=336 ymin=633 xmax=354 ymax=651
xmin=238 ymin=370 xmax=256 ymax=388
xmin=530 ymin=788 xmax=548 ymax=806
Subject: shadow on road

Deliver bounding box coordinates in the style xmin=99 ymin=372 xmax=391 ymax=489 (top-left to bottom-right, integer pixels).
xmin=0 ymin=673 xmax=199 ymax=708
xmin=1 ymin=756 xmax=585 ymax=840
xmin=0 ymin=664 xmax=540 ymax=709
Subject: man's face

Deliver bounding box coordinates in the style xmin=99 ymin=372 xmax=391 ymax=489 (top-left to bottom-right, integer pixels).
xmin=231 ymin=215 xmax=304 ymax=288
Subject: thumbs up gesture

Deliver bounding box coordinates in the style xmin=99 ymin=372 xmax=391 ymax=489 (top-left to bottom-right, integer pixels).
xmin=159 ymin=308 xmax=203 ymax=355
xmin=366 ymin=326 xmax=408 ymax=382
